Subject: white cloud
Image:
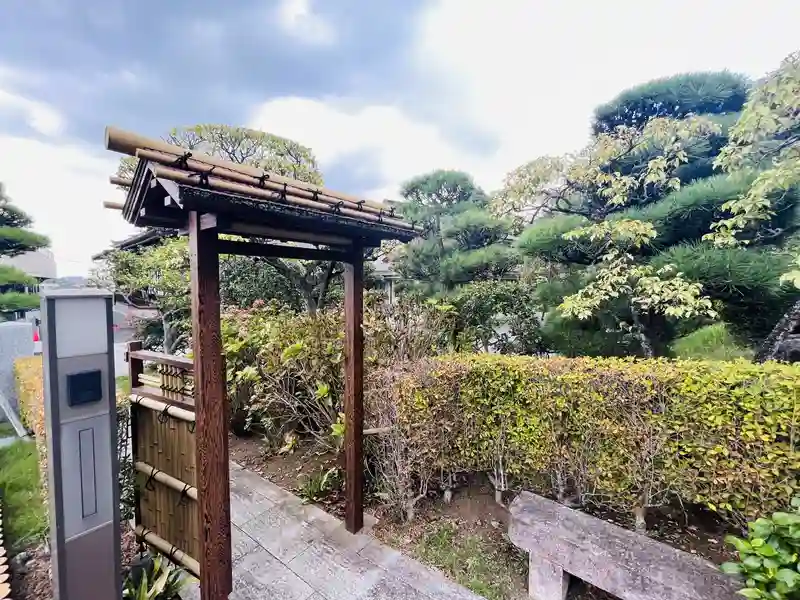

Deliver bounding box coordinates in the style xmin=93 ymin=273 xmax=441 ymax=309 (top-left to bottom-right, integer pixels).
xmin=0 ymin=73 xmax=135 ymax=276
xmin=0 ymin=87 xmax=65 ymax=137
xmin=0 ymin=134 xmax=136 ymax=277
xmin=275 ymin=0 xmax=336 ymax=46
xmin=252 ymin=0 xmax=800 ymax=200
xmin=414 ymin=0 xmax=800 ymax=178
xmin=250 ymin=97 xmax=471 ymax=199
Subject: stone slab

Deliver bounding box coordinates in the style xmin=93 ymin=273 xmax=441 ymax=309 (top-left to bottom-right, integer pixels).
xmin=181 ymin=463 xmax=486 ymax=600
xmin=231 ymin=525 xmax=261 ymax=563
xmin=229 ymin=472 xmax=276 ymax=527
xmin=239 ymin=503 xmax=321 ymax=563
xmin=232 ymin=548 xmax=316 ymax=600
xmin=509 ymin=491 xmax=738 ymax=600
xmin=286 ymin=537 xmax=387 ymax=600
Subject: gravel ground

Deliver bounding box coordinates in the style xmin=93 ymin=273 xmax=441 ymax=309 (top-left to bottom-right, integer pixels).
xmin=11 ymin=524 xmax=141 ymax=599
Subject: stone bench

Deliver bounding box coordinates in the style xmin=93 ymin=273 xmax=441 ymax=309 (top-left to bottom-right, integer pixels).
xmin=508 ymin=491 xmax=739 ymax=600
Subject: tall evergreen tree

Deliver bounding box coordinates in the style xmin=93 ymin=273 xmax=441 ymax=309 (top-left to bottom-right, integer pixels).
xmin=500 ymin=71 xmax=800 ymax=356
xmin=393 ymin=170 xmax=518 ymax=295
xmin=0 ymin=184 xmax=49 ymax=319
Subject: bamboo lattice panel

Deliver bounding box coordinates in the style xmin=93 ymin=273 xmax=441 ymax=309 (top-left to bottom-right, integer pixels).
xmin=137 ymin=471 xmax=200 ymax=562
xmin=133 ymin=401 xmax=199 ymax=571
xmin=135 ymin=404 xmax=196 ymax=486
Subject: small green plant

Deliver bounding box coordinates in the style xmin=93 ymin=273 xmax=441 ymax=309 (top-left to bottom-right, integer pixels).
xmin=298 ymin=466 xmax=341 ymax=503
xmin=721 ymin=497 xmax=800 ymax=599
xmin=123 ymin=552 xmax=195 ymax=600
xmin=330 ymin=412 xmax=345 ymax=451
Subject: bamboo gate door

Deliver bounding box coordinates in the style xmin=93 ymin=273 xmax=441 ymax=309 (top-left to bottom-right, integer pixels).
xmin=127 ymin=341 xmax=201 ymax=576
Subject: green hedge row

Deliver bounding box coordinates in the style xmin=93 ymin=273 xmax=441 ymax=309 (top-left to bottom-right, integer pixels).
xmin=373 ymin=354 xmax=800 ymax=526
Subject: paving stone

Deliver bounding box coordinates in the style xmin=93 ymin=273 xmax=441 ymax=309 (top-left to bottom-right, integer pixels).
xmin=360 ymin=571 xmax=436 ymax=600
xmin=286 ymin=537 xmax=387 ymax=600
xmin=254 ymin=477 xmax=305 ymax=507
xmin=232 ymin=524 xmax=261 ymax=562
xmin=321 ymin=522 xmax=374 ymax=554
xmin=229 ymin=472 xmax=276 ymax=526
xmin=232 ymin=548 xmax=316 ymax=600
xmin=284 ymin=500 xmax=341 ymax=533
xmin=239 ymin=504 xmax=321 ymax=562
xmin=183 ymin=466 xmax=485 ymax=600
xmin=230 ymin=466 xmax=302 ymax=506
xmin=359 ymin=539 xmax=485 ymax=600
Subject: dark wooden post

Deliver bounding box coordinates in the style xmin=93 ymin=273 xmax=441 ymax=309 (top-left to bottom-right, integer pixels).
xmin=127 ymin=340 xmax=144 ymax=529
xmin=127 ymin=340 xmax=143 ymax=388
xmin=344 ymin=244 xmax=364 ymax=533
xmin=188 ymin=211 xmax=232 ymax=599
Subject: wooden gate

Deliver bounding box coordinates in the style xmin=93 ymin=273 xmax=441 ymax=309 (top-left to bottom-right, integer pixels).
xmin=126 ymin=341 xmax=200 ymax=576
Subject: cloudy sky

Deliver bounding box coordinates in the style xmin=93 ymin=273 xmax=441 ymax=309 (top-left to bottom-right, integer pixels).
xmin=1 ymin=0 xmax=798 ymax=276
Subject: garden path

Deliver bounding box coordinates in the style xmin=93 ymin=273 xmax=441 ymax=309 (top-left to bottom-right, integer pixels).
xmin=182 ymin=461 xmax=485 ymax=600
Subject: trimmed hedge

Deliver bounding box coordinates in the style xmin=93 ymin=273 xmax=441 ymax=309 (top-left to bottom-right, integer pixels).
xmin=14 ymin=356 xmax=48 ymax=500
xmin=371 ymin=355 xmax=800 ymax=526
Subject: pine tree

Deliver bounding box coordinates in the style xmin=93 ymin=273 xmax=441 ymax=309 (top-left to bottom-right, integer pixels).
xmin=0 ymin=184 xmax=49 ymax=319
xmin=393 ymin=170 xmax=518 ymax=295
xmin=503 ymin=72 xmax=800 ymax=356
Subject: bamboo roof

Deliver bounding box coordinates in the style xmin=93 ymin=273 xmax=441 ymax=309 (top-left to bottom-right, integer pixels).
xmin=104 ymin=126 xmax=422 ymax=248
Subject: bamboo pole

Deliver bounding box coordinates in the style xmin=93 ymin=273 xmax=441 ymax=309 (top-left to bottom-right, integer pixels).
xmin=129 ymin=395 xmax=196 ymax=423
xmin=134 ymin=525 xmax=200 ymax=576
xmin=136 ymin=148 xmax=392 ymax=220
xmin=134 ymin=461 xmax=198 ymax=501
xmin=106 ymin=126 xmax=404 ymax=218
xmin=110 ymin=176 xmax=131 ymax=187
xmin=150 ymin=164 xmax=417 ymax=231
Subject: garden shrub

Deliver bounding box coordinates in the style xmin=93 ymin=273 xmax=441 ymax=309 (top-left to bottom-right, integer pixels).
xmin=368 ymin=354 xmax=800 ymax=527
xmin=15 ymin=356 xmax=48 ymax=498
xmin=221 ymin=296 xmax=455 ymax=445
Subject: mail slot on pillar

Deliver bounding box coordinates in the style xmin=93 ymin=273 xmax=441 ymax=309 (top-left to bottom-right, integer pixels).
xmin=41 ymin=288 xmax=122 ymax=600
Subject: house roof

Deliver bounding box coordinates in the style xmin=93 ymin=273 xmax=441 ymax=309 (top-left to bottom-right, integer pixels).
xmin=91 ymin=227 xmax=173 ymax=260
xmin=105 ymin=127 xmax=422 ymax=248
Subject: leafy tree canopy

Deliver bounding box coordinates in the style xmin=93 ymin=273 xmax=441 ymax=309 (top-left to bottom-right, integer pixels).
xmin=707 ymin=51 xmax=800 ymax=248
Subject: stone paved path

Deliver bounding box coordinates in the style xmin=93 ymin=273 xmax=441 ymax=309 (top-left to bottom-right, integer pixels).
xmin=182 ymin=461 xmax=484 ymax=600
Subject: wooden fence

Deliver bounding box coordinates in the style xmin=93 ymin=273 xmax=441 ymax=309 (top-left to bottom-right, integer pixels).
xmin=126 ymin=341 xmax=200 ymax=576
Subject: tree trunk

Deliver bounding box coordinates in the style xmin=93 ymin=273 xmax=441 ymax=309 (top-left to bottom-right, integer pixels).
xmin=755 ymin=298 xmax=800 ymax=362
xmin=162 ymin=316 xmax=184 ymax=355
xmin=315 ymin=261 xmax=336 ymax=312
xmin=630 ymin=308 xmax=654 ymax=358
xmin=304 ymin=293 xmax=318 ymax=315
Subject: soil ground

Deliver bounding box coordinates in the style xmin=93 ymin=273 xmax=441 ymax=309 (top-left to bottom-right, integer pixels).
xmin=228 ymin=433 xmax=737 ymax=600
xmin=12 ymin=525 xmax=141 ymax=600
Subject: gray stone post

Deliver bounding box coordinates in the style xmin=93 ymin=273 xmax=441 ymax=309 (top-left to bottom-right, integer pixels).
xmin=41 ymin=288 xmax=122 ymax=600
